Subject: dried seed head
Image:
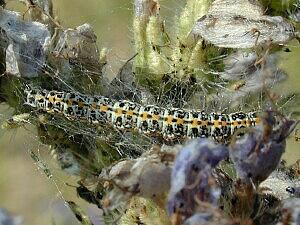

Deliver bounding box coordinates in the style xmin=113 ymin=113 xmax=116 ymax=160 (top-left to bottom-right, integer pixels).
xmin=134 ymin=0 xmax=160 ymax=19
xmin=0 ymin=7 xmax=50 ymax=77
xmin=100 ymin=150 xmax=172 ymax=210
xmin=191 ymin=0 xmax=295 ymax=48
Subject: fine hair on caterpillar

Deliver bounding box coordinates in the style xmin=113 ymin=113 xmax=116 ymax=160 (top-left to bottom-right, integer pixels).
xmin=25 ymin=88 xmax=261 ymax=142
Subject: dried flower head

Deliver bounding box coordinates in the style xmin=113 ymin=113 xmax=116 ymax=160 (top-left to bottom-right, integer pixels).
xmin=0 ymin=7 xmax=50 ymax=77
xmin=230 ymin=111 xmax=299 ymax=184
xmin=168 ymin=139 xmax=228 ymax=223
xmin=191 ymin=0 xmax=295 ymax=48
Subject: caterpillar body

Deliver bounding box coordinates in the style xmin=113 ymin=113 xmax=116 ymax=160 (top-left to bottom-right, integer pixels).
xmin=25 ymin=89 xmax=260 ymax=141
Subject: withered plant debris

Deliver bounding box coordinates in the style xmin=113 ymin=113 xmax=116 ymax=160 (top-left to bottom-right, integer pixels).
xmin=0 ymin=0 xmax=299 ymax=225
xmin=0 ymin=7 xmax=50 ymax=77
xmin=167 ymin=139 xmax=231 ymax=224
xmin=191 ymin=0 xmax=296 ymax=48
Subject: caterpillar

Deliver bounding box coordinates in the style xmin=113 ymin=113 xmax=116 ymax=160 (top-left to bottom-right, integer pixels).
xmin=25 ymin=88 xmax=260 ymax=141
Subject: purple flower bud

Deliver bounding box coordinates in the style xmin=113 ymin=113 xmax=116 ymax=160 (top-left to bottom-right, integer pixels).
xmin=230 ymin=111 xmax=299 ymax=184
xmin=168 ymin=139 xmax=228 ymax=221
